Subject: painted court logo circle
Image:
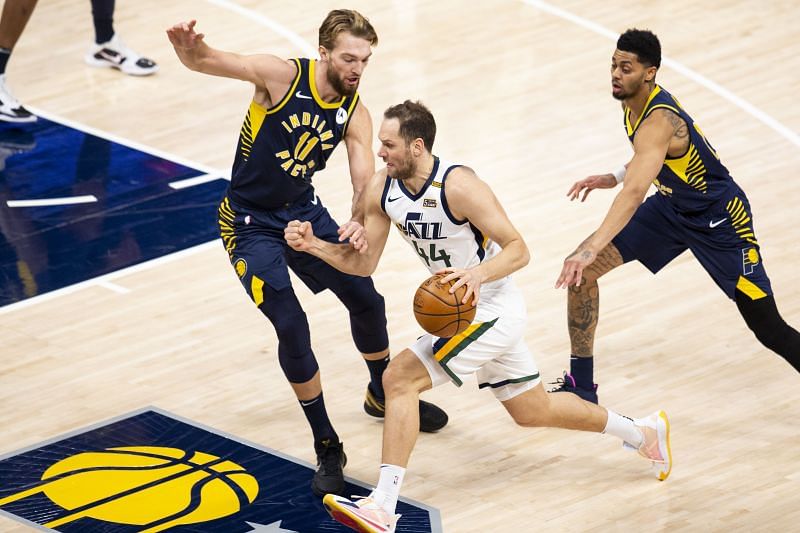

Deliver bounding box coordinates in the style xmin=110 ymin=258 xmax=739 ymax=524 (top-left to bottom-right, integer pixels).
xmin=29 ymin=446 xmax=258 ymax=531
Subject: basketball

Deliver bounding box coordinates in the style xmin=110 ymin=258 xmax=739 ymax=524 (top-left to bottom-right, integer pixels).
xmin=413 ymin=273 xmax=476 ymax=337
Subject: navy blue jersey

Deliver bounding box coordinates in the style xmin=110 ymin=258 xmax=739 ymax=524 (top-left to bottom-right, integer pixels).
xmin=228 ymin=58 xmax=361 ymax=210
xmin=625 ymin=85 xmax=736 ymax=213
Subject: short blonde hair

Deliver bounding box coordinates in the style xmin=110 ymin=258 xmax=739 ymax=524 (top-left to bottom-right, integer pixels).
xmin=319 ymin=9 xmax=378 ymax=50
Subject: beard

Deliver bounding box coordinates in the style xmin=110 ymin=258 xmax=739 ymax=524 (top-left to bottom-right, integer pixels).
xmin=389 ymin=151 xmax=416 ymax=181
xmin=327 ymin=64 xmax=358 ymax=97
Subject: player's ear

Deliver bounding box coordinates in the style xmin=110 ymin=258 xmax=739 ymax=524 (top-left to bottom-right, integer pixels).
xmin=318 ymin=45 xmax=329 ymax=61
xmin=645 ymin=66 xmax=657 ymax=82
xmin=412 ymin=138 xmax=423 ymax=156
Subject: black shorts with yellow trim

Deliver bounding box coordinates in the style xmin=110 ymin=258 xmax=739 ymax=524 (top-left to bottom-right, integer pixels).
xmin=613 ymin=191 xmax=772 ymax=301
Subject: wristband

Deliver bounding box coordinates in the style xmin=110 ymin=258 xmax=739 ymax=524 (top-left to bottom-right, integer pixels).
xmin=612 ymin=165 xmax=627 ymax=184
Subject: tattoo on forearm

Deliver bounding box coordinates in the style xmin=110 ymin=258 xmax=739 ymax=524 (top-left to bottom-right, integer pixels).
xmin=568 ymin=233 xmax=595 ymax=259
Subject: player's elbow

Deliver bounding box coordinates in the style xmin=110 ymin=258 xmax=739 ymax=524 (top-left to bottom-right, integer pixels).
xmin=514 ymin=239 xmax=530 ymax=269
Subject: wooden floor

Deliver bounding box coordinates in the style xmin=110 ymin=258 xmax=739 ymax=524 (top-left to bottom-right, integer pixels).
xmin=3 ymin=0 xmax=800 ymax=530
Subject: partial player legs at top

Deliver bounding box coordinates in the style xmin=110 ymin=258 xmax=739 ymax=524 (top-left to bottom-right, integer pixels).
xmin=0 ymin=0 xmax=157 ymax=123
xmin=0 ymin=0 xmax=37 ymax=122
xmin=84 ymin=0 xmax=158 ymax=76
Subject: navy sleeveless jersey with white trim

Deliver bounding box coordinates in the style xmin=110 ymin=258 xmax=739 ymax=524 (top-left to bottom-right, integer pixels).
xmin=228 ymin=58 xmax=360 ymax=209
xmin=381 ymin=157 xmax=508 ymax=287
xmin=625 ymin=85 xmax=736 ymax=213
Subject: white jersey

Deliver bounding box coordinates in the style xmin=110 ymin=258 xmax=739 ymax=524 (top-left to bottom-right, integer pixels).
xmin=380 ymin=157 xmax=508 ymax=290
xmin=385 ymin=157 xmax=539 ymax=399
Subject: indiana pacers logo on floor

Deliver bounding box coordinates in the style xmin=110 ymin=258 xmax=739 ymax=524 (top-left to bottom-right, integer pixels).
xmin=0 ymin=408 xmax=440 ymax=532
xmin=0 ymin=445 xmax=258 ymax=532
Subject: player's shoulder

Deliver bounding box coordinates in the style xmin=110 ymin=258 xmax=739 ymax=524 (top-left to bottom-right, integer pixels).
xmin=253 ymin=54 xmax=299 ymax=84
xmin=443 ymin=164 xmax=480 ymax=190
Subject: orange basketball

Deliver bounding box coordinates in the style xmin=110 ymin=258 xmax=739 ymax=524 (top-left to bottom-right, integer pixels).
xmin=413 ymin=273 xmax=476 ymax=337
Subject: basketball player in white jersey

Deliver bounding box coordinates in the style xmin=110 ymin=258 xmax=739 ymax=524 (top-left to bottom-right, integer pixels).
xmin=285 ymin=101 xmax=671 ymax=533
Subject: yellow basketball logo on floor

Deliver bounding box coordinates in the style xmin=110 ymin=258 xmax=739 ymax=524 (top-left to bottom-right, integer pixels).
xmin=0 ymin=446 xmax=259 ymax=532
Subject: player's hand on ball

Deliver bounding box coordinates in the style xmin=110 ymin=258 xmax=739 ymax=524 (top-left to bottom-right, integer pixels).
xmin=437 ymin=267 xmax=482 ymax=306
xmin=284 ymin=220 xmax=314 ymax=251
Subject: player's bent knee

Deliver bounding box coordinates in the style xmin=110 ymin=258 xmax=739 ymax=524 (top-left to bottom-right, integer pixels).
xmin=258 ymin=287 xmax=319 ymax=383
xmin=383 ymin=351 xmax=431 ymax=397
xmin=336 ymin=278 xmax=389 ymax=353
xmin=511 ymin=410 xmax=550 ymax=428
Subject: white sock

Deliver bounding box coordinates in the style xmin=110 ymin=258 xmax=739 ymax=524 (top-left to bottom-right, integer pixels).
xmin=603 ymin=409 xmax=643 ymax=448
xmin=370 ymin=463 xmax=406 ymax=515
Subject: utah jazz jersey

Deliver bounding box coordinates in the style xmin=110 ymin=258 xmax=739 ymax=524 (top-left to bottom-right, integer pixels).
xmin=228 ymin=58 xmax=360 ymax=210
xmin=381 ymin=157 xmax=507 ymax=287
xmin=625 ymin=85 xmax=736 ymax=213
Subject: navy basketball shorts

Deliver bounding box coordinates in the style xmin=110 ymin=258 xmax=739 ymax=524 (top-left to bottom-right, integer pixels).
xmin=217 ymin=191 xmax=388 ymax=333
xmin=612 ymin=191 xmax=772 ymax=301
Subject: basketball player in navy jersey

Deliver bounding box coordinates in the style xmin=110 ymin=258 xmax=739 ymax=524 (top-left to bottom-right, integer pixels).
xmin=286 ymin=101 xmax=671 ymax=533
xmin=166 ymin=11 xmax=447 ymax=497
xmin=552 ymin=29 xmax=800 ymax=403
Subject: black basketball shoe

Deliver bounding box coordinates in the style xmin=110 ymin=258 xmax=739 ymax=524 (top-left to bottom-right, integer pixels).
xmin=548 ymin=371 xmax=599 ymax=404
xmin=311 ymin=439 xmax=347 ymax=497
xmin=363 ymin=384 xmax=449 ymax=433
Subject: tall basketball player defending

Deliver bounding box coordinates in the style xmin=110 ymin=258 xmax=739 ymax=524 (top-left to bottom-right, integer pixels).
xmin=286 ymin=101 xmax=671 ymax=533
xmin=552 ymin=29 xmax=800 ymax=403
xmin=166 ymin=12 xmax=447 ymax=498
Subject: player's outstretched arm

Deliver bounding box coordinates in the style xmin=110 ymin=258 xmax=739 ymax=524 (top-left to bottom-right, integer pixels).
xmin=439 ymin=167 xmax=530 ymax=305
xmin=341 ymin=102 xmax=376 ymax=233
xmin=285 ymin=171 xmax=391 ymax=276
xmin=555 ymin=109 xmax=673 ymax=288
xmin=166 ymin=19 xmax=294 ymax=87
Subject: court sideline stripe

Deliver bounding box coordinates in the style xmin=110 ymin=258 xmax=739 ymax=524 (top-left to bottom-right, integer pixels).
xmin=0 ymin=241 xmax=221 ymax=314
xmin=521 ymin=0 xmax=800 ymax=148
xmin=205 ymin=0 xmax=317 ymax=57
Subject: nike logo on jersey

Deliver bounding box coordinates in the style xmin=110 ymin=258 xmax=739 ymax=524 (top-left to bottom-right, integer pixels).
xmin=387 ymin=196 xmax=402 ymax=202
xmin=295 ymin=91 xmax=313 ymax=99
xmin=709 ymin=218 xmax=727 ymax=228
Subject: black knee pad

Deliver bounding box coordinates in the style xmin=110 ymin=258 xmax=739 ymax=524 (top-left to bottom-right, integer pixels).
xmin=259 ymin=285 xmax=319 ymax=383
xmin=735 ymin=292 xmax=800 ymax=362
xmin=333 ymin=277 xmax=389 ymax=354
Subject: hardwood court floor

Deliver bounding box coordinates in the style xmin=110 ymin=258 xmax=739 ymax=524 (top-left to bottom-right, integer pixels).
xmin=2 ymin=0 xmax=799 ymax=531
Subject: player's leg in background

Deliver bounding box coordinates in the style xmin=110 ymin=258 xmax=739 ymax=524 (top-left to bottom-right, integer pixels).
xmin=550 ymin=243 xmax=624 ymax=401
xmin=735 ymin=291 xmax=800 ymax=372
xmin=0 ymin=0 xmax=38 ymax=122
xmin=85 ymin=0 xmax=158 ymax=75
xmin=328 ymin=274 xmax=449 ymax=432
